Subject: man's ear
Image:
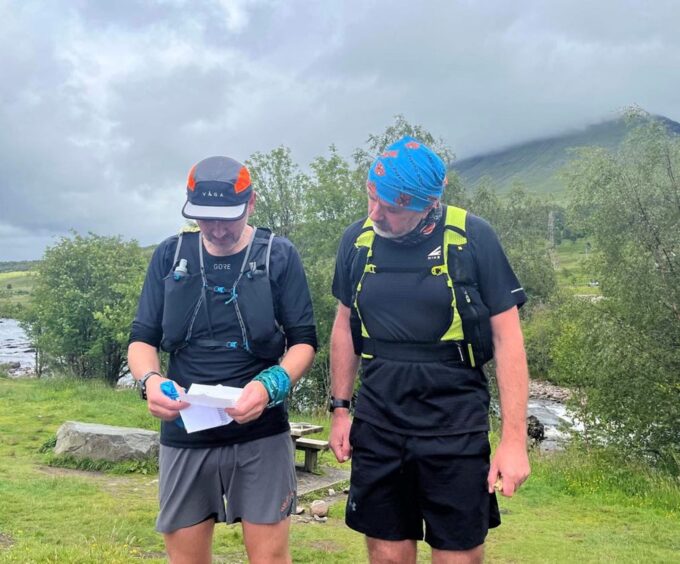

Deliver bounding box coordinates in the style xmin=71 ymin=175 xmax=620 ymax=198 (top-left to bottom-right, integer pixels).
xmin=247 ymin=191 xmax=257 ymax=214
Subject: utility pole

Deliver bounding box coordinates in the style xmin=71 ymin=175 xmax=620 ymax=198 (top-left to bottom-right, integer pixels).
xmin=548 ymin=210 xmax=558 ymax=270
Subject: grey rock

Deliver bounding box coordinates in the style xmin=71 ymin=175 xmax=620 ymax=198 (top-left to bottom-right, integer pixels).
xmin=54 ymin=421 xmax=159 ymax=462
xmin=312 ymin=515 xmax=328 ymax=522
xmin=1 ymin=361 xmax=34 ymax=379
xmin=327 ymin=488 xmax=336 ymax=496
xmin=309 ymin=499 xmax=329 ymax=518
xmin=527 ymin=414 xmax=545 ymax=444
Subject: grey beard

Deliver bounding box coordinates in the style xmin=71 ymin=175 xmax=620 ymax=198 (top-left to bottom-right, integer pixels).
xmin=375 ymin=205 xmax=443 ymax=246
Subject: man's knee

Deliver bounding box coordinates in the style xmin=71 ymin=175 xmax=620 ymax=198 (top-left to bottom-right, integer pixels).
xmin=163 ymin=518 xmax=214 ymax=564
xmin=366 ymin=537 xmax=417 ymax=564
xmin=242 ymin=518 xmax=291 ymax=564
xmin=431 ymin=543 xmax=484 ymax=564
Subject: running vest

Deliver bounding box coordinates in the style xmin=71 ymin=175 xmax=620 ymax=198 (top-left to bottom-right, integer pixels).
xmin=349 ymin=205 xmax=494 ymax=368
xmin=160 ymin=229 xmax=286 ymax=360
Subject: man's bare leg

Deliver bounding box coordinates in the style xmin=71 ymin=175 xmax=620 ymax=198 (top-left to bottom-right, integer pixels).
xmin=164 ymin=518 xmax=214 ymax=564
xmin=242 ymin=518 xmax=292 ymax=564
xmin=366 ymin=537 xmax=417 ymax=564
xmin=432 ymin=544 xmax=484 ymax=564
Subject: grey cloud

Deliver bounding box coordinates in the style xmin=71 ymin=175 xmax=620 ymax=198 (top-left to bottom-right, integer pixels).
xmin=1 ymin=0 xmax=680 ymax=259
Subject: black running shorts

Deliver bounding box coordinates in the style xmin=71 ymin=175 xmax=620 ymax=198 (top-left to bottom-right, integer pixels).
xmin=345 ymin=419 xmax=501 ymax=551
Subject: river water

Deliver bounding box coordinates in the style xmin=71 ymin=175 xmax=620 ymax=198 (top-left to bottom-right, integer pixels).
xmin=0 ymin=318 xmax=35 ymax=374
xmin=528 ymin=398 xmax=582 ymax=451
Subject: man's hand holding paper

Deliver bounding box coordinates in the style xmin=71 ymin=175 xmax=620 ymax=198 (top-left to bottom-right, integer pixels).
xmin=177 ymin=383 xmax=244 ymax=433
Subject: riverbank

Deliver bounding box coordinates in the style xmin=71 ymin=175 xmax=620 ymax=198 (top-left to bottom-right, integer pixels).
xmin=527 ymin=379 xmax=579 ymax=451
xmin=529 ymin=378 xmax=572 ymax=402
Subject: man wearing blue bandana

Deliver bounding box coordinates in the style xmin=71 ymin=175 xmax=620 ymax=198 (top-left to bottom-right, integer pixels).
xmin=329 ymin=137 xmax=530 ymax=562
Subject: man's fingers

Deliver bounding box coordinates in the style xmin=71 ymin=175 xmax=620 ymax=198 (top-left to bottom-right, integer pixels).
xmin=487 ymin=465 xmax=499 ymax=494
xmin=226 ymin=382 xmax=268 ymax=423
xmin=226 ymin=403 xmax=264 ymax=424
xmin=149 ymin=405 xmax=183 ymax=421
xmin=330 ymin=441 xmax=345 ymax=462
xmin=330 ymin=435 xmax=351 ymax=463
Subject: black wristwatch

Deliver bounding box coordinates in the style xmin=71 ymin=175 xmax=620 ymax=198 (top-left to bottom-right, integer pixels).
xmin=328 ymin=397 xmax=351 ymax=412
xmin=138 ymin=371 xmax=162 ymax=400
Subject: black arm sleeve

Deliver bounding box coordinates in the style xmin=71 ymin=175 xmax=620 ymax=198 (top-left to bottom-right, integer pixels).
xmin=270 ymin=238 xmax=318 ymax=351
xmin=331 ymin=220 xmax=364 ymax=307
xmin=128 ymin=237 xmax=176 ymax=348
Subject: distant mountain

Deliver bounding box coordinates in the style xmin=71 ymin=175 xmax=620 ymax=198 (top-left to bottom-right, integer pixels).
xmin=452 ymin=115 xmax=680 ymax=195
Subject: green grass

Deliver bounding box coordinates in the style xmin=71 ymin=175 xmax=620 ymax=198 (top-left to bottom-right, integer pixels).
xmin=1 ymin=377 xmax=679 ymax=562
xmin=0 ymin=270 xmax=35 ymax=319
xmin=554 ymin=239 xmax=600 ymax=295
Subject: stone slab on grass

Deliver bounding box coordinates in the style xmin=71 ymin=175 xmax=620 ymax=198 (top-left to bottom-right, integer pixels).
xmin=55 ymin=421 xmax=159 ymax=462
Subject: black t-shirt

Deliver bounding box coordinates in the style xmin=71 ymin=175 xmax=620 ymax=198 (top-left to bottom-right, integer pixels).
xmin=332 ymin=207 xmax=526 ymax=435
xmin=130 ymin=230 xmax=317 ymax=448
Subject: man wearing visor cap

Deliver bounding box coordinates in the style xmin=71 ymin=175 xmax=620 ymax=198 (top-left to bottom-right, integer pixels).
xmin=129 ymin=155 xmax=317 ymax=563
xmin=329 ymin=136 xmax=530 ymax=562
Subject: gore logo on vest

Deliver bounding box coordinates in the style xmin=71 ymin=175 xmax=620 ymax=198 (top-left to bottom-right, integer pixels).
xmin=427 ymin=245 xmax=442 ymax=260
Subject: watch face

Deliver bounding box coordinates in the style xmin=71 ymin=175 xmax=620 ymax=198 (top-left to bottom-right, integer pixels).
xmin=139 ymin=373 xmax=153 ymax=400
xmin=329 ymin=398 xmax=351 ymax=411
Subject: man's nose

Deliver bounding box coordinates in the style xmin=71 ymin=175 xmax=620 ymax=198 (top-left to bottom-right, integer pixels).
xmin=368 ymin=200 xmax=384 ymax=221
xmin=210 ymin=221 xmax=231 ymax=235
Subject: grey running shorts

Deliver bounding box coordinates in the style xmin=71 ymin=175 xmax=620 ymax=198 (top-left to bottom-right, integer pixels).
xmin=156 ymin=431 xmax=296 ymax=533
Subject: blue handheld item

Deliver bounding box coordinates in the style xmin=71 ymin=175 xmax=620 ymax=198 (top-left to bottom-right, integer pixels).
xmin=161 ymin=381 xmax=185 ymax=429
xmin=160 ymin=381 xmax=179 ymax=399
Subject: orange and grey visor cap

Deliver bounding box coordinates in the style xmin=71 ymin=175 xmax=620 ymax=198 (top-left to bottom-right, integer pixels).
xmin=182 ymin=156 xmax=253 ymax=221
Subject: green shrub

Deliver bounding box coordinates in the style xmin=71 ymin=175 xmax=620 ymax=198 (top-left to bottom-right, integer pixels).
xmin=25 ymin=233 xmax=147 ymax=385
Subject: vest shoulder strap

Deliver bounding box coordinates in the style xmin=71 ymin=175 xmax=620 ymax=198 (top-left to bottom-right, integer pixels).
xmin=245 ymin=227 xmax=274 ymax=276
xmin=355 ymin=219 xmax=375 ymax=251
xmin=169 ymin=231 xmax=201 ymax=275
xmin=170 ymin=228 xmax=275 ymax=280
xmin=443 ymin=205 xmax=468 ymax=246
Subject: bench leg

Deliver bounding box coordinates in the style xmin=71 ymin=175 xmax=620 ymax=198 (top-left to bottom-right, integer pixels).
xmin=303 ymin=450 xmax=318 ymax=473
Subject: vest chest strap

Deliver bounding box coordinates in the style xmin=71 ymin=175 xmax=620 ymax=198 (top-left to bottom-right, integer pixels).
xmin=361 ymin=338 xmax=467 ymax=364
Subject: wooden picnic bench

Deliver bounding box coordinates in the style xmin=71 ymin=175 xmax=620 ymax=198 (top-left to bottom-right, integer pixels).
xmin=294 ymin=437 xmax=329 ymax=472
xmin=289 ymin=422 xmax=328 ymax=472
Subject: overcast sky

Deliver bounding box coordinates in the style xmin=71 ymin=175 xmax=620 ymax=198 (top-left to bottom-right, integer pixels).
xmin=1 ymin=0 xmax=678 ymax=260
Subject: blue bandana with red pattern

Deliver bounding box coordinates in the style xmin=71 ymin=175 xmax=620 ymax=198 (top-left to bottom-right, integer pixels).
xmin=367 ymin=136 xmax=447 ymax=212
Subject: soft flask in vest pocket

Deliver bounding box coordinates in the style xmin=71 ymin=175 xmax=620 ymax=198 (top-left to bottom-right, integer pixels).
xmin=453 ymin=284 xmax=494 ymax=368
xmin=160 ymin=254 xmax=205 ymax=352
